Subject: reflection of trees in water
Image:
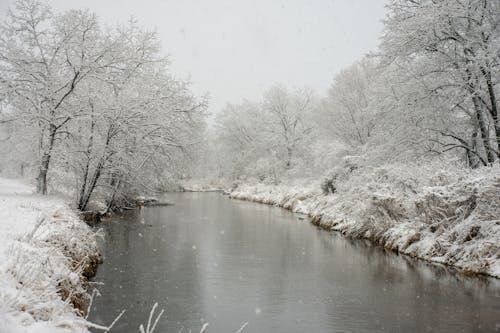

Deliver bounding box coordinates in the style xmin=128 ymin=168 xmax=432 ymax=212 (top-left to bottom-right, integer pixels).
xmin=314 ymin=225 xmax=499 ymax=332
xmin=316 ymin=224 xmax=497 ymax=289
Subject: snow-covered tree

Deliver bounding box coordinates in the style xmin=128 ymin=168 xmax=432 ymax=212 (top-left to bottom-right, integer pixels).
xmin=0 ymin=1 xmax=97 ymax=193
xmin=0 ymin=0 xmax=207 ymax=209
xmin=380 ymin=0 xmax=500 ymax=166
xmin=318 ymin=57 xmax=379 ymax=148
xmin=214 ymin=100 xmax=264 ymax=180
xmin=262 ymin=84 xmax=314 ymax=170
xmin=214 ymin=85 xmax=315 ymax=182
xmin=67 ymin=69 xmax=206 ymax=211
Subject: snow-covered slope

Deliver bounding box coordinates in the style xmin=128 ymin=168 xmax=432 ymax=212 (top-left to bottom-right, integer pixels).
xmin=0 ymin=178 xmax=101 ymax=333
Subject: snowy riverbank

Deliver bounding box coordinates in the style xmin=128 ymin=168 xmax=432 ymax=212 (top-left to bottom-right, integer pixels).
xmin=229 ymin=164 xmax=500 ymax=278
xmin=0 ymin=178 xmax=101 ymax=333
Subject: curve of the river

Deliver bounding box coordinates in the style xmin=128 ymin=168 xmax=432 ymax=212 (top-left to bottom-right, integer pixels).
xmin=89 ymin=192 xmax=500 ymax=332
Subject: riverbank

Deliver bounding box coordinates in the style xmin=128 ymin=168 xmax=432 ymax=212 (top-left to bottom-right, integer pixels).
xmin=228 ymin=164 xmax=500 ymax=278
xmin=0 ymin=178 xmax=101 ymax=333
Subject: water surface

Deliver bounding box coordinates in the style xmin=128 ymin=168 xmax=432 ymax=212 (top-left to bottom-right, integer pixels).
xmin=89 ymin=192 xmax=500 ymax=332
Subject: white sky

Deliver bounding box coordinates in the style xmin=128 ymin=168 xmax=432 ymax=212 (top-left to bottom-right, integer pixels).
xmin=0 ymin=0 xmax=388 ymax=116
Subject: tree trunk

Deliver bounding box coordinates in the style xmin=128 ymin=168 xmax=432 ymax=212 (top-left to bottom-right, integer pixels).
xmin=472 ymin=95 xmax=495 ymax=164
xmin=78 ymin=157 xmax=105 ymax=211
xmin=285 ymin=146 xmax=293 ymax=169
xmin=466 ymin=69 xmax=495 ymax=164
xmin=36 ymin=125 xmax=56 ymax=195
xmin=105 ymin=177 xmax=122 ymax=213
xmin=37 ymin=155 xmax=49 ymax=195
xmin=79 ymin=124 xmax=115 ymax=211
xmin=467 ymin=122 xmax=480 ymax=168
xmin=77 ymin=115 xmax=95 ymax=210
xmin=481 ymin=67 xmax=500 ymax=156
xmin=77 ymin=172 xmax=89 ymax=210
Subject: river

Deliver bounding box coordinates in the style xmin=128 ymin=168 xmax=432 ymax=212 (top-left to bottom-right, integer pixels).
xmin=89 ymin=192 xmax=500 ymax=332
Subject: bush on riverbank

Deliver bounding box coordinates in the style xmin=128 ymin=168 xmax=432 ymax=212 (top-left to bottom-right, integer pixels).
xmin=229 ymin=162 xmax=500 ymax=278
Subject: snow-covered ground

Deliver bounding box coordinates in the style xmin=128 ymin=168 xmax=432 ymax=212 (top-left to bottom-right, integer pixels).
xmin=180 ymin=180 xmax=224 ymax=192
xmin=0 ymin=178 xmax=101 ymax=333
xmin=229 ymin=164 xmax=500 ymax=278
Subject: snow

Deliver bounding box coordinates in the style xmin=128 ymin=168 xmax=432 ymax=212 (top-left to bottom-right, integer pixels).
xmin=229 ymin=164 xmax=500 ymax=278
xmin=180 ymin=179 xmax=224 ymax=192
xmin=0 ymin=178 xmax=101 ymax=333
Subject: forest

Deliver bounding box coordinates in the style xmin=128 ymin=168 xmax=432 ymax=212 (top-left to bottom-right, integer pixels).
xmin=1 ymin=0 xmax=499 ymax=204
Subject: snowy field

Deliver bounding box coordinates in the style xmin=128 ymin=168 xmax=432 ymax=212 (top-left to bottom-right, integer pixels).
xmin=229 ymin=164 xmax=500 ymax=278
xmin=0 ymin=178 xmax=100 ymax=333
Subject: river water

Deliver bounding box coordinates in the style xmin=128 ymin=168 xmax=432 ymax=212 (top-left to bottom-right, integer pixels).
xmin=89 ymin=192 xmax=499 ymax=332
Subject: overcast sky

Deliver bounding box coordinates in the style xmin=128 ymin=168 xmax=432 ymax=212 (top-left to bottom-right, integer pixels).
xmin=0 ymin=0 xmax=388 ymax=115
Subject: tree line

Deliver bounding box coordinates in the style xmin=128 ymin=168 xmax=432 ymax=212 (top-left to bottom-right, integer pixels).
xmin=211 ymin=0 xmax=499 ymax=182
xmin=1 ymin=0 xmax=498 ymax=200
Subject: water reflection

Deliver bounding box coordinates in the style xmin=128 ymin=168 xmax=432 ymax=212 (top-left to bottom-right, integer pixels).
xmin=89 ymin=192 xmax=500 ymax=332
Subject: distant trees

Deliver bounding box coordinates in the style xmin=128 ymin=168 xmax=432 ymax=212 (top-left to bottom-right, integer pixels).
xmin=0 ymin=0 xmax=206 ymax=209
xmin=263 ymin=84 xmax=314 ymax=169
xmin=215 ymin=84 xmax=314 ymax=181
xmin=318 ymin=58 xmax=378 ymax=148
xmin=214 ymin=101 xmax=263 ymax=179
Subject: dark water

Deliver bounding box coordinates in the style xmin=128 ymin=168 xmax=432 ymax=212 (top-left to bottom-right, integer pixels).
xmin=89 ymin=192 xmax=500 ymax=333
